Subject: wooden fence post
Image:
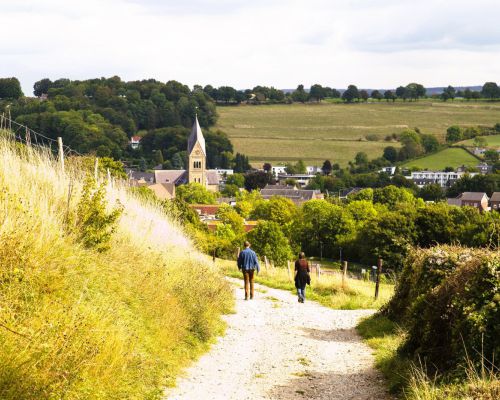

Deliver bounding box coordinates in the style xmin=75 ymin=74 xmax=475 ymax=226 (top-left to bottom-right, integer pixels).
xmin=57 ymin=137 xmax=65 ymax=172
xmin=342 ymin=261 xmax=348 ymax=289
xmin=375 ymin=258 xmax=383 ymax=299
xmin=94 ymin=157 xmax=99 ymax=182
xmin=25 ymin=127 xmax=31 ymax=146
xmin=264 ymin=256 xmax=269 ymax=270
xmin=316 ymin=263 xmax=321 ymax=279
xmin=287 ymin=260 xmax=291 ymax=281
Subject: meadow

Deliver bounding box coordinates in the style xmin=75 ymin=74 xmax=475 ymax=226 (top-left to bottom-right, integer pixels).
xmin=216 ymin=101 xmax=500 ymax=166
xmin=459 ymin=133 xmax=500 ymax=147
xmin=402 ymin=147 xmax=480 ymax=169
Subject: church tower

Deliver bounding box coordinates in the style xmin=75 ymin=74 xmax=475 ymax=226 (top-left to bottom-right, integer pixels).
xmin=187 ymin=115 xmax=206 ymax=186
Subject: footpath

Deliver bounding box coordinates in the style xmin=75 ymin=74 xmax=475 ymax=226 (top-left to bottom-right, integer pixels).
xmin=165 ymin=278 xmax=391 ymax=400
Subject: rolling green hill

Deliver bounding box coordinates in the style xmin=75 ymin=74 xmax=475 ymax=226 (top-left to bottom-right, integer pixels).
xmin=216 ymin=102 xmax=500 ymax=166
xmin=402 ymin=147 xmax=480 ymax=169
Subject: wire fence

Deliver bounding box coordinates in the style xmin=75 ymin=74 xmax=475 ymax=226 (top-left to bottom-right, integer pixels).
xmin=0 ymin=112 xmax=84 ymax=158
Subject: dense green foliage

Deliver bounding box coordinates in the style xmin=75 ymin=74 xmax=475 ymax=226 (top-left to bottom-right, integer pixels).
xmin=384 ymin=246 xmax=499 ymax=375
xmin=2 ymin=76 xmax=249 ymax=168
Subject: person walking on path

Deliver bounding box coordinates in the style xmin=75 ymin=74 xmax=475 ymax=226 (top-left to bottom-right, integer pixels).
xmin=237 ymin=241 xmax=260 ymax=300
xmin=294 ymin=252 xmax=310 ymax=303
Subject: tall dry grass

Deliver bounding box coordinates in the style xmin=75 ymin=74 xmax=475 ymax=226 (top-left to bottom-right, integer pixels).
xmin=0 ymin=135 xmax=233 ymax=399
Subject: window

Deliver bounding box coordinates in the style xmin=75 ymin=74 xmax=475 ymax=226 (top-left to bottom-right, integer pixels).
xmin=193 ymin=161 xmax=201 ymax=169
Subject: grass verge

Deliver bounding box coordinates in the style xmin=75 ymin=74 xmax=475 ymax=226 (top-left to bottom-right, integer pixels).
xmin=357 ymin=315 xmax=500 ymax=399
xmin=218 ymin=260 xmax=393 ymax=309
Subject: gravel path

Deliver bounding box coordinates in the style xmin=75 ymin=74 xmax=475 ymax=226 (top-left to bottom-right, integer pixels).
xmin=165 ymin=279 xmax=391 ymax=400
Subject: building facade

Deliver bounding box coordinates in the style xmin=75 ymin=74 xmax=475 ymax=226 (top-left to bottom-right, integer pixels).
xmin=410 ymin=171 xmax=477 ymax=188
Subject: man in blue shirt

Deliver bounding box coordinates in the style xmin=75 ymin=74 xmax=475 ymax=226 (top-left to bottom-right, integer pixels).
xmin=237 ymin=241 xmax=260 ymax=300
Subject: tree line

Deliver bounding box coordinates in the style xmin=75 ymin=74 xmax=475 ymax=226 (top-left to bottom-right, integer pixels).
xmin=166 ymin=183 xmax=500 ymax=271
xmin=0 ymin=76 xmax=255 ymax=170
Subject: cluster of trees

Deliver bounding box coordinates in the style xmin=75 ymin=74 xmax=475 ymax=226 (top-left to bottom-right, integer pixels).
xmin=170 ymin=183 xmax=500 ymax=271
xmin=445 ymin=122 xmax=500 ymax=144
xmin=1 ymin=76 xmax=253 ymax=169
xmin=4 ymin=76 xmax=216 ymax=160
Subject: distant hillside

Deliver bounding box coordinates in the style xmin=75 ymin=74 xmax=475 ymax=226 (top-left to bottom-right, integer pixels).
xmin=217 ymin=101 xmax=500 ymax=167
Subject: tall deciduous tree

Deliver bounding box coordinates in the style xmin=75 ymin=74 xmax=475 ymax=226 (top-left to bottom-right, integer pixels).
xmin=0 ymin=77 xmax=23 ymax=99
xmin=342 ymin=85 xmax=359 ymax=103
xmin=481 ymin=82 xmax=500 ymax=99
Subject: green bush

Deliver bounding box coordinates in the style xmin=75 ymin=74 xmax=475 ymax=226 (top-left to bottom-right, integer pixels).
xmin=384 ymin=246 xmax=500 ymax=374
xmin=74 ymin=177 xmax=123 ymax=252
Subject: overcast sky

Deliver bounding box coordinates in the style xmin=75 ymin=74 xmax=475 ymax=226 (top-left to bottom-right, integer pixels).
xmin=2 ymin=0 xmax=500 ymax=95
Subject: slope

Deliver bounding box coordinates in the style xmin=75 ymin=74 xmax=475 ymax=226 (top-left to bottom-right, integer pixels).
xmin=0 ymin=134 xmax=233 ymax=399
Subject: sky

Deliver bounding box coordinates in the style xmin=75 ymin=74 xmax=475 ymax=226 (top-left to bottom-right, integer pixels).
xmin=2 ymin=0 xmax=500 ymax=95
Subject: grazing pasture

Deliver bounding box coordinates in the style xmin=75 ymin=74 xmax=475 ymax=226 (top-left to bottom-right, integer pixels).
xmin=402 ymin=147 xmax=480 ymax=169
xmin=216 ymin=102 xmax=500 ymax=166
xmin=459 ymin=134 xmax=500 ymax=147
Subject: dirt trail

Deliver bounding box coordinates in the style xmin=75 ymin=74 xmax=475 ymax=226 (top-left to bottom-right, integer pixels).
xmin=165 ymin=279 xmax=391 ymax=400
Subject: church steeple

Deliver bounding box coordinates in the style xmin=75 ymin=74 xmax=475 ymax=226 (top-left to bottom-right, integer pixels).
xmin=187 ymin=115 xmax=206 ymax=186
xmin=187 ymin=114 xmax=206 ymax=156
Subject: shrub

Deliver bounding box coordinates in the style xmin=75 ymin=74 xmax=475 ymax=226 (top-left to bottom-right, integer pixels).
xmin=384 ymin=246 xmax=500 ymax=374
xmin=74 ymin=177 xmax=123 ymax=251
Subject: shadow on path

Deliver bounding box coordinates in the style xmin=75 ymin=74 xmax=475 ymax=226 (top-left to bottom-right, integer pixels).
xmin=300 ymin=327 xmax=361 ymax=343
xmin=268 ymin=369 xmax=391 ymax=400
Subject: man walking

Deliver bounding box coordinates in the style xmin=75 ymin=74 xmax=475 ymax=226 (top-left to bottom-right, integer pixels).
xmin=237 ymin=241 xmax=260 ymax=300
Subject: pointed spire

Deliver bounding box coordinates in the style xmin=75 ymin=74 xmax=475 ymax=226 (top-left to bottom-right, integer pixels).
xmin=187 ymin=114 xmax=206 ymax=155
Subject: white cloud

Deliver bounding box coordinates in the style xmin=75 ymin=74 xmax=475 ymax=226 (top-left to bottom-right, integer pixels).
xmin=1 ymin=0 xmax=500 ymax=95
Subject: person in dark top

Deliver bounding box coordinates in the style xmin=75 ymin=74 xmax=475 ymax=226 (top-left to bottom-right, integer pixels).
xmin=237 ymin=241 xmax=260 ymax=300
xmin=294 ymin=252 xmax=310 ymax=303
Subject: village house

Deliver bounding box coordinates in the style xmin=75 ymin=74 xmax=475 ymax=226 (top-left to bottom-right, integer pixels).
xmin=260 ymin=184 xmax=324 ymax=205
xmin=271 ymin=165 xmax=286 ymax=177
xmin=379 ymin=166 xmax=397 ymax=175
xmin=410 ymin=170 xmax=477 ymax=188
xmin=489 ymin=192 xmax=500 ymax=211
xmin=447 ymin=192 xmax=490 ymax=211
xmin=129 ymin=135 xmax=141 ymax=150
xmin=276 ymin=173 xmax=315 ymax=187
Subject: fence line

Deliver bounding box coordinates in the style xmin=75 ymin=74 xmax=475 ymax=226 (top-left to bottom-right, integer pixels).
xmin=0 ymin=113 xmax=83 ymax=157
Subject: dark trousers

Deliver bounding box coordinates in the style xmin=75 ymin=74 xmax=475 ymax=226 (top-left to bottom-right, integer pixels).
xmin=243 ymin=270 xmax=255 ymax=299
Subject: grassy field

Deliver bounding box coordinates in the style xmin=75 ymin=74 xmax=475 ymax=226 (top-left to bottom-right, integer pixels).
xmin=459 ymin=134 xmax=500 ymax=147
xmin=216 ymin=102 xmax=500 ymax=166
xmin=401 ymin=147 xmax=480 ymax=169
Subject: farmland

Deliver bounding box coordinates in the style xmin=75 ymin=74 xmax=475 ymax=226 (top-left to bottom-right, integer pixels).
xmin=216 ymin=101 xmax=500 ymax=166
xmin=459 ymin=134 xmax=500 ymax=147
xmin=402 ymin=147 xmax=479 ymax=169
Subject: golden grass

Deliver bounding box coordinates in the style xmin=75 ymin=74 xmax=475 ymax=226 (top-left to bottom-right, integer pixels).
xmin=218 ymin=259 xmax=393 ymax=309
xmin=0 ymin=135 xmax=233 ymax=399
xmin=216 ymin=102 xmax=500 ymax=166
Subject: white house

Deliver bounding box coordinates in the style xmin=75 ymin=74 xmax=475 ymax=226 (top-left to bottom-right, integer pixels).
xmin=306 ymin=165 xmax=322 ymax=175
xmin=379 ymin=166 xmax=396 ymax=175
xmin=129 ymin=135 xmax=141 ymax=150
xmin=271 ymin=165 xmax=287 ymax=177
xmin=410 ymin=171 xmax=478 ymax=188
